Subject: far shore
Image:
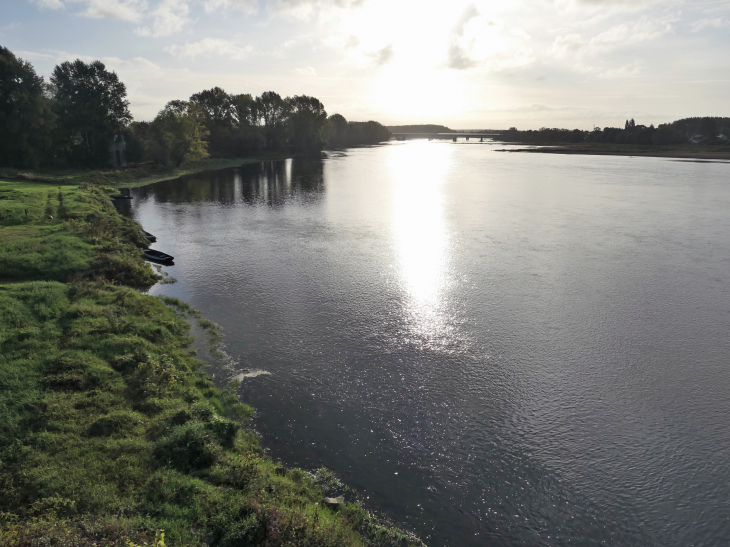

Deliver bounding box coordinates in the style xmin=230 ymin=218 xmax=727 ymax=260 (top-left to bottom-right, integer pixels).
xmin=494 ymin=143 xmax=730 ymax=161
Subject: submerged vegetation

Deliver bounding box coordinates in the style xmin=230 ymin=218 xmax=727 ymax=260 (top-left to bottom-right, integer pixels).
xmin=0 ymin=178 xmax=424 ymax=546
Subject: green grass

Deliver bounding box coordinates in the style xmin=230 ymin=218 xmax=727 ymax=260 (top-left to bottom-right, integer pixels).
xmin=0 ymin=179 xmax=424 ymax=546
xmin=0 ymin=154 xmax=291 ymax=190
xmin=0 ymin=181 xmax=158 ymax=286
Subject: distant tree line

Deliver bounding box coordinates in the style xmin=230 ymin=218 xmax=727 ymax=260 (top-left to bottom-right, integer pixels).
xmin=0 ymin=46 xmax=390 ymax=169
xmin=386 ymin=124 xmax=455 ymax=134
xmin=501 ymin=117 xmax=730 ymax=146
xmin=501 ymin=127 xmax=586 ymax=144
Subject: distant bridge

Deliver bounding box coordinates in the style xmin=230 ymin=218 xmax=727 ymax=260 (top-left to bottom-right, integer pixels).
xmin=391 ymin=132 xmax=501 ymax=142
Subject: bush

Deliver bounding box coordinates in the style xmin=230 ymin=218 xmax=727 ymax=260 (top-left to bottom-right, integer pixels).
xmin=154 ymin=422 xmax=220 ymax=472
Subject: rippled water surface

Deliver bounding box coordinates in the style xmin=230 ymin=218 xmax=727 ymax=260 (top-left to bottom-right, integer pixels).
xmin=121 ymin=142 xmax=730 ymax=546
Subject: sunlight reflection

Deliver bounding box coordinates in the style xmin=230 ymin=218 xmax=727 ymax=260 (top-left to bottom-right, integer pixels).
xmin=389 ymin=142 xmax=453 ymax=342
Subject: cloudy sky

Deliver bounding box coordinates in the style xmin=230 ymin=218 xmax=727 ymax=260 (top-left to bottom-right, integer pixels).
xmin=2 ymin=0 xmax=729 ymax=128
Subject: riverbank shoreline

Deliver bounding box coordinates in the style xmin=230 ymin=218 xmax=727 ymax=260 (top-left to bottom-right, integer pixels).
xmin=0 ymin=174 xmax=425 ymax=547
xmin=494 ymin=143 xmax=730 ymax=161
xmin=0 ymin=154 xmax=292 ymax=190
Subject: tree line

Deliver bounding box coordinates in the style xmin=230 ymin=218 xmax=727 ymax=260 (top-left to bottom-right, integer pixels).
xmin=0 ymin=46 xmax=391 ymax=169
xmin=501 ymin=117 xmax=730 ymax=146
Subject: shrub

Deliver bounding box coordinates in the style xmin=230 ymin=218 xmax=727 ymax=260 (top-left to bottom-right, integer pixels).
xmin=154 ymin=422 xmax=219 ymax=472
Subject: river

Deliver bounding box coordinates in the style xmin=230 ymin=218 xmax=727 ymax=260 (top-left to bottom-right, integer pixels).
xmin=118 ymin=141 xmax=730 ymax=546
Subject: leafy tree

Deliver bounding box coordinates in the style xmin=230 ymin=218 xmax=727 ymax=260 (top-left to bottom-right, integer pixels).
xmin=326 ymin=114 xmax=349 ymax=148
xmin=189 ymin=86 xmax=234 ymax=127
xmin=149 ymin=101 xmax=209 ymax=167
xmin=286 ymin=95 xmax=328 ymax=153
xmin=255 ymin=91 xmax=290 ymax=149
xmin=50 ymin=59 xmax=132 ymax=166
xmin=0 ymin=46 xmax=55 ymax=167
xmin=231 ymin=93 xmax=257 ymax=127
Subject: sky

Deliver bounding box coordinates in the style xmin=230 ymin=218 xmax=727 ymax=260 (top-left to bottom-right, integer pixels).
xmin=1 ymin=0 xmax=729 ymax=128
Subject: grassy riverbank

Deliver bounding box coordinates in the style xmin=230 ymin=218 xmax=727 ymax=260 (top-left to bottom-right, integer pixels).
xmin=0 ymin=154 xmax=290 ymax=190
xmin=495 ymin=142 xmax=730 ymax=161
xmin=0 ymin=177 xmax=424 ymax=546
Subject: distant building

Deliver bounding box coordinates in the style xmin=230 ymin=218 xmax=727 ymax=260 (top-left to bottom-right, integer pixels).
xmin=109 ymin=134 xmax=127 ymax=168
xmin=719 ymin=134 xmax=728 ymax=143
xmin=689 ymin=134 xmax=703 ymax=144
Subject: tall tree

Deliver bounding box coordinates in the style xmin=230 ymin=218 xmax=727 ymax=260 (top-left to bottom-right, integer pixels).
xmin=50 ymin=59 xmax=131 ymax=166
xmin=286 ymin=95 xmax=327 ymax=153
xmin=0 ymin=46 xmax=55 ymax=167
xmin=255 ymin=91 xmax=291 ymax=149
xmin=189 ymin=87 xmax=234 ymax=127
xmin=230 ymin=93 xmax=257 ymax=127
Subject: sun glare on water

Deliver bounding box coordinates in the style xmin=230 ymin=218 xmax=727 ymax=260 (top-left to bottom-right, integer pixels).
xmin=389 ymin=141 xmax=454 ymax=342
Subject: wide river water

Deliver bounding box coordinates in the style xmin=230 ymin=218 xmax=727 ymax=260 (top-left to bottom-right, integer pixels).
xmin=119 ymin=142 xmax=730 ymax=546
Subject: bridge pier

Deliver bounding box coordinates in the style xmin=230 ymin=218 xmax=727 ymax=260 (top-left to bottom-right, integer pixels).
xmin=453 ymin=137 xmax=457 ymax=142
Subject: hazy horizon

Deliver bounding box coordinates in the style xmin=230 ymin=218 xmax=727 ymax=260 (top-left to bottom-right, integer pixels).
xmin=3 ymin=0 xmax=730 ymax=129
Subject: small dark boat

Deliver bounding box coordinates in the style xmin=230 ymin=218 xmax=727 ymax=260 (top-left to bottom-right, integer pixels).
xmin=143 ymin=249 xmax=174 ymax=264
xmin=143 ymin=230 xmax=157 ymax=243
xmin=109 ymin=194 xmax=133 ymax=200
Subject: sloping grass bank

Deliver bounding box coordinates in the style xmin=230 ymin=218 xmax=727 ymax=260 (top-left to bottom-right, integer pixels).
xmin=0 ymin=180 xmax=156 ymax=286
xmin=0 ymin=180 xmax=424 ymax=547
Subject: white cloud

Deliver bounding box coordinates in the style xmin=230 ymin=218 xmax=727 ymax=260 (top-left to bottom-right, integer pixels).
xmin=691 ymin=17 xmax=727 ymax=32
xmin=488 ymin=48 xmax=535 ymax=71
xmin=295 ymin=65 xmax=317 ymax=75
xmin=552 ymin=17 xmax=675 ymax=58
xmin=444 ymin=5 xmax=532 ymax=73
xmin=30 ymin=0 xmax=65 ymax=8
xmin=270 ymin=0 xmax=365 ymax=19
xmin=453 ymin=3 xmax=479 ymax=35
xmin=149 ymin=0 xmax=189 ymax=36
xmin=202 ymin=0 xmax=257 ymax=13
xmin=561 ymin=0 xmax=676 ymax=14
xmin=446 ymin=4 xmax=480 ymax=70
xmin=599 ymin=63 xmax=643 ymax=78
xmin=511 ymin=27 xmax=531 ymax=40
xmin=15 ymin=50 xmax=59 ymax=60
xmin=447 ymin=43 xmax=477 ymax=70
xmin=372 ymin=43 xmax=394 ymax=66
xmin=164 ymin=38 xmax=254 ymax=59
xmin=69 ymin=0 xmax=147 ymax=22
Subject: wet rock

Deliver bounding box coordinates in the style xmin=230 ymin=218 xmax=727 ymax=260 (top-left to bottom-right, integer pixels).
xmin=233 ymin=369 xmax=270 ymax=382
xmin=324 ymin=495 xmax=345 ymax=507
